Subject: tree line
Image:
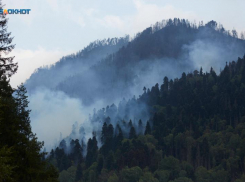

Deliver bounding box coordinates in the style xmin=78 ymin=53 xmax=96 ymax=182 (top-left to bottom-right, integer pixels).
xmin=50 ymin=55 xmax=245 ymax=182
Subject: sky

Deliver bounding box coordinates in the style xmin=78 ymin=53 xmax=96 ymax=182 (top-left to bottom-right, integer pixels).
xmin=4 ymin=0 xmax=245 ymax=88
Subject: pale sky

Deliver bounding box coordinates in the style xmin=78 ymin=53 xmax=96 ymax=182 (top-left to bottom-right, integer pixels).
xmin=4 ymin=0 xmax=245 ymax=87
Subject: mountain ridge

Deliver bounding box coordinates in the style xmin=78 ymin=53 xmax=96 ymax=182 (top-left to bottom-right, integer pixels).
xmin=26 ymin=19 xmax=245 ymax=107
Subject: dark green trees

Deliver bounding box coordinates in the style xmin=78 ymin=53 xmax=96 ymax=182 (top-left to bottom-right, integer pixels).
xmin=115 ymin=124 xmax=123 ymax=148
xmin=49 ymin=49 xmax=245 ymax=182
xmin=100 ymin=122 xmax=114 ymax=155
xmin=71 ymin=139 xmax=83 ymax=165
xmin=75 ymin=163 xmax=83 ymax=181
xmin=0 ymin=2 xmax=17 ymax=79
xmin=0 ymin=1 xmax=58 ymax=180
xmin=129 ymin=126 xmax=136 ymax=139
xmin=86 ymin=136 xmax=98 ymax=167
xmin=145 ymin=121 xmax=151 ymax=135
xmin=0 ymin=83 xmax=59 ymax=181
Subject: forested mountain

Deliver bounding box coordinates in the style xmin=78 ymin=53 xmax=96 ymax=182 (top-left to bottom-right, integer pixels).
xmin=50 ymin=56 xmax=245 ymax=182
xmin=26 ymin=19 xmax=245 ymax=106
xmin=18 ymin=18 xmax=245 ymax=181
xmin=25 ymin=36 xmax=129 ymax=92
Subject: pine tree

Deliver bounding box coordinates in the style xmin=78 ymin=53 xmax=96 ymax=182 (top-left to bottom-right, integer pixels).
xmin=200 ymin=67 xmax=203 ymax=76
xmin=143 ymin=86 xmax=146 ymax=94
xmin=59 ymin=139 xmax=67 ymax=151
xmin=101 ymin=122 xmax=108 ymax=144
xmin=15 ymin=83 xmax=32 ymax=138
xmin=138 ymin=119 xmax=143 ymax=134
xmin=144 ymin=121 xmax=151 ymax=135
xmin=86 ymin=136 xmax=98 ymax=167
xmin=97 ymin=154 xmax=104 ymax=174
xmin=0 ymin=2 xmax=58 ymax=180
xmin=0 ymin=1 xmax=17 ymax=79
xmin=129 ymin=126 xmax=136 ymax=139
xmin=128 ymin=119 xmax=133 ymax=127
xmin=75 ymin=163 xmax=83 ymax=182
xmin=115 ymin=125 xmax=123 ymax=148
xmin=0 ymin=146 xmax=14 ymax=181
xmin=71 ymin=139 xmax=83 ymax=165
xmin=153 ymin=113 xmax=159 ymax=128
xmin=0 ymin=83 xmax=59 ymax=181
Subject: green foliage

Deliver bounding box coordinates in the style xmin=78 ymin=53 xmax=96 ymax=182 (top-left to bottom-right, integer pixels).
xmin=144 ymin=121 xmax=151 ymax=135
xmin=129 ymin=126 xmax=136 ymax=139
xmin=158 ymin=156 xmax=180 ymax=180
xmin=0 ymin=75 xmax=56 ymax=179
xmin=48 ymin=55 xmax=245 ymax=182
xmin=88 ymin=170 xmax=96 ymax=182
xmin=154 ymin=170 xmax=170 ymax=182
xmin=86 ymin=136 xmax=98 ymax=167
xmin=120 ymin=166 xmax=143 ymax=182
xmin=59 ymin=166 xmax=76 ymax=182
xmin=195 ymin=166 xmax=211 ymax=182
xmin=209 ymin=169 xmax=229 ymax=182
xmin=139 ymin=171 xmax=159 ymax=182
xmin=108 ymin=173 xmax=119 ymax=182
xmin=0 ymin=0 xmax=17 ymax=79
xmin=0 ymin=2 xmax=58 ymax=180
xmin=75 ymin=163 xmax=83 ymax=182
xmin=234 ymin=174 xmax=245 ymax=182
xmin=0 ymin=146 xmax=14 ymax=181
xmin=169 ymin=177 xmax=193 ymax=182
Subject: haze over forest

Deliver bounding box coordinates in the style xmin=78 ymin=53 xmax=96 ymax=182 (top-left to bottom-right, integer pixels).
xmin=1 ymin=1 xmax=245 ymax=181
xmin=25 ymin=19 xmax=245 ymax=150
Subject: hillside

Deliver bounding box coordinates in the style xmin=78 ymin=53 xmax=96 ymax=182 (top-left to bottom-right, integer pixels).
xmin=49 ymin=55 xmax=245 ymax=182
xmin=25 ymin=36 xmax=129 ymax=92
xmin=26 ymin=19 xmax=245 ymax=106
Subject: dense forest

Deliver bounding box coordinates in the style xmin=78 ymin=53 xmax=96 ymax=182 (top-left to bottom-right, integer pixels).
xmin=0 ymin=2 xmax=59 ymax=181
xmin=49 ymin=55 xmax=245 ymax=182
xmin=2 ymin=0 xmax=245 ymax=181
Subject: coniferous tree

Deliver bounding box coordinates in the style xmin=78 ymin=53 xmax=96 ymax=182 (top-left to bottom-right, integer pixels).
xmin=86 ymin=136 xmax=98 ymax=167
xmin=49 ymin=53 xmax=245 ymax=182
xmin=0 ymin=2 xmax=58 ymax=180
xmin=115 ymin=125 xmax=123 ymax=148
xmin=138 ymin=119 xmax=143 ymax=134
xmin=101 ymin=122 xmax=108 ymax=144
xmin=144 ymin=121 xmax=151 ymax=135
xmin=0 ymin=1 xmax=17 ymax=79
xmin=101 ymin=124 xmax=114 ymax=155
xmin=129 ymin=126 xmax=136 ymax=139
xmin=97 ymin=154 xmax=104 ymax=174
xmin=59 ymin=139 xmax=67 ymax=151
xmin=0 ymin=83 xmax=59 ymax=181
xmin=128 ymin=119 xmax=133 ymax=127
xmin=75 ymin=163 xmax=83 ymax=182
xmin=72 ymin=139 xmax=83 ymax=165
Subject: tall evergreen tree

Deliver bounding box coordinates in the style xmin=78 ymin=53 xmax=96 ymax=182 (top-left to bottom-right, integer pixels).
xmin=86 ymin=136 xmax=98 ymax=167
xmin=0 ymin=1 xmax=17 ymax=79
xmin=129 ymin=126 xmax=136 ymax=139
xmin=138 ymin=119 xmax=143 ymax=134
xmin=75 ymin=163 xmax=83 ymax=182
xmin=144 ymin=121 xmax=151 ymax=135
xmin=101 ymin=122 xmax=108 ymax=144
xmin=0 ymin=2 xmax=58 ymax=180
xmin=115 ymin=125 xmax=123 ymax=148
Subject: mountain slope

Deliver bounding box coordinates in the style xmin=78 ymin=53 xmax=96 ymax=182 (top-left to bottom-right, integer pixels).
xmin=51 ymin=55 xmax=245 ymax=182
xmin=56 ymin=19 xmax=245 ymax=105
xmin=26 ymin=19 xmax=245 ymax=107
xmin=25 ymin=36 xmax=129 ymax=92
